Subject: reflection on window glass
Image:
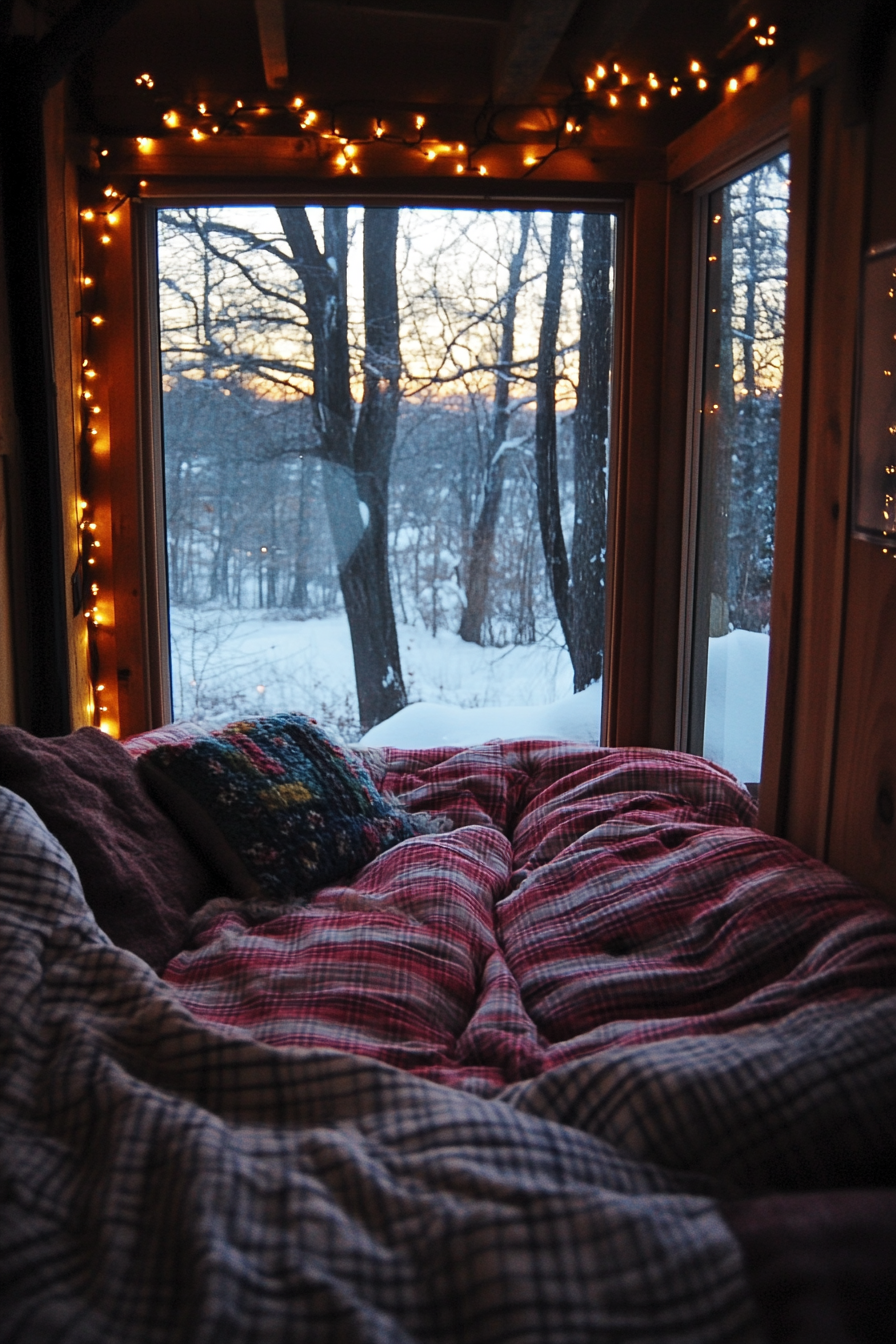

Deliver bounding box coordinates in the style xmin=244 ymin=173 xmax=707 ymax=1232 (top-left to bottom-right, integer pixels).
xmin=156 ymin=207 xmax=615 ymax=746
xmin=689 ymin=153 xmax=789 ymax=786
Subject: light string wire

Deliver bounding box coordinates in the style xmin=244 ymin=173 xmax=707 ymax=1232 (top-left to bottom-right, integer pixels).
xmin=124 ymin=18 xmax=780 ymax=179
xmin=72 ymin=15 xmax=784 ymax=730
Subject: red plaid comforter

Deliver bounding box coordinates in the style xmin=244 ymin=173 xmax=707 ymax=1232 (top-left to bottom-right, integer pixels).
xmin=163 ymin=743 xmax=896 ymax=1095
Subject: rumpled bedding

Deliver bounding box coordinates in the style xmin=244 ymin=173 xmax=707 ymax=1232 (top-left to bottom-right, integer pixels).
xmin=164 ymin=742 xmax=896 ymax=1187
xmin=3 ymin=742 xmax=896 ymax=1342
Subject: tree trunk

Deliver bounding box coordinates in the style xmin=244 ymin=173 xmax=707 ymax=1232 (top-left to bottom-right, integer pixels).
xmin=460 ymin=212 xmax=531 ymax=644
xmin=345 ymin=207 xmax=407 ymax=729
xmin=570 ymin=213 xmax=612 ymax=689
xmin=709 ymin=196 xmax=735 ymax=637
xmin=733 ymin=172 xmax=758 ymax=630
xmin=534 ymin=212 xmax=573 ymax=652
xmin=277 ymin=205 xmax=407 ymax=733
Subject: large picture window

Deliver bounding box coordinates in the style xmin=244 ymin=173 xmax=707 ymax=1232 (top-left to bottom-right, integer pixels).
xmin=686 ymin=153 xmax=790 ymax=787
xmin=156 ymin=205 xmax=616 ymax=745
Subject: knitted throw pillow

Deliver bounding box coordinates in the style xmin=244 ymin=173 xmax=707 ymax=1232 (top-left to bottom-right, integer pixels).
xmin=138 ymin=714 xmax=427 ymax=902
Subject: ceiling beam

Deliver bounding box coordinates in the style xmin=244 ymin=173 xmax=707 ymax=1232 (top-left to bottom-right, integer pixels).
xmin=11 ymin=0 xmax=143 ymax=91
xmin=255 ymin=0 xmax=289 ymax=89
xmin=567 ymin=0 xmax=654 ymax=76
xmin=493 ymin=0 xmax=582 ymax=103
xmin=307 ymin=0 xmax=507 ymax=21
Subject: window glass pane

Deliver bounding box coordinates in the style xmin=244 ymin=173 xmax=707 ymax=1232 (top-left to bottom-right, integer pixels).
xmin=156 ymin=207 xmax=615 ymax=746
xmin=689 ymin=154 xmax=789 ymax=786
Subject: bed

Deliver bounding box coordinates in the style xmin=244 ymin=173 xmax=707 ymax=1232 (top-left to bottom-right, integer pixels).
xmin=1 ymin=722 xmax=895 ymax=1342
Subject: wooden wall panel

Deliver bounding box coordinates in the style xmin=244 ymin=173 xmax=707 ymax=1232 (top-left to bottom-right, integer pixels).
xmin=0 ymin=184 xmax=17 ymax=724
xmin=829 ymin=545 xmax=896 ymax=900
xmin=781 ymin=86 xmax=866 ymax=857
xmin=1 ymin=81 xmax=71 ymax=733
xmin=828 ymin=31 xmax=896 ymax=902
xmin=43 ymin=83 xmax=91 ymax=728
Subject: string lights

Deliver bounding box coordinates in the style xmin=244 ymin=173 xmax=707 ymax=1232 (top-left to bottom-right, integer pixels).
xmin=883 ymin=463 xmax=895 ymax=556
xmin=124 ymin=15 xmax=780 ymax=179
xmin=75 ymin=186 xmax=134 ymax=734
xmin=866 ymin=257 xmax=896 ymax=559
xmin=68 ymin=17 xmax=787 ymax=728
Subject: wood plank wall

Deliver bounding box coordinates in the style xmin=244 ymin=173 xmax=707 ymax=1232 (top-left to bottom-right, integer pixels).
xmin=43 ymin=84 xmax=92 ymax=729
xmin=780 ymin=79 xmax=866 ymax=860
xmin=757 ymin=30 xmax=896 ymax=903
xmin=828 ymin=31 xmax=896 ymax=900
xmin=0 ymin=169 xmax=18 ymax=724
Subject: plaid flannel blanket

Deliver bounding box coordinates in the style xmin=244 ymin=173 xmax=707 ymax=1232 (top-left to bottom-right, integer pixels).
xmin=3 ymin=743 xmax=896 ymax=1341
xmin=163 ymin=744 xmax=896 ymax=1177
xmin=0 ymin=782 xmax=761 ymax=1343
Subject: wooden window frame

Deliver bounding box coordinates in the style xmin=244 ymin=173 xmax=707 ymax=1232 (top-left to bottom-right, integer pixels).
xmin=675 ymin=135 xmax=790 ymax=766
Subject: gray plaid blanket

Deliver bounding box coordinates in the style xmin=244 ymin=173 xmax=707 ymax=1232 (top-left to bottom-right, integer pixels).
xmin=1 ymin=785 xmax=895 ymax=1341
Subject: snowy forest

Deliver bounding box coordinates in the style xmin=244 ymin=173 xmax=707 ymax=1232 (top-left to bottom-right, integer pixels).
xmin=158 ymin=205 xmax=614 ymax=735
xmin=697 ymin=152 xmax=790 ymax=784
xmin=709 ymin=153 xmax=789 ymax=638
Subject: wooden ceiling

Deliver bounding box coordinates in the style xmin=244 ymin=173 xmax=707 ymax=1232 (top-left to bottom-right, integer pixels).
xmin=78 ymin=0 xmax=800 ymax=134
xmin=4 ymin=0 xmax=826 ymax=186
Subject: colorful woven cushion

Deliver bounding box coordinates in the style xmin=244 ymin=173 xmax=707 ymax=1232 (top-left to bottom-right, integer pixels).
xmin=138 ymin=714 xmax=427 ymax=901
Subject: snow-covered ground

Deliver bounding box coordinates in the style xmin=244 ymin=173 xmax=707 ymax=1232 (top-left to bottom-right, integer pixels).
xmin=360 ymin=682 xmax=602 ymax=748
xmin=170 ymin=607 xmax=770 ymax=777
xmin=169 ymin=607 xmax=592 ymax=745
xmin=703 ymin=628 xmax=770 ymax=784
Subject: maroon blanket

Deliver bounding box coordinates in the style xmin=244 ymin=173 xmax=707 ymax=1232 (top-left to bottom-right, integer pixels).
xmin=163 ymin=742 xmax=896 ymax=1097
xmin=723 ymin=1189 xmax=896 ymax=1343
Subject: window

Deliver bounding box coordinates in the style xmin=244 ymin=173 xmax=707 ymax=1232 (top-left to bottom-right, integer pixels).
xmin=155 ymin=204 xmax=617 ymax=744
xmin=685 ymin=153 xmax=790 ymax=786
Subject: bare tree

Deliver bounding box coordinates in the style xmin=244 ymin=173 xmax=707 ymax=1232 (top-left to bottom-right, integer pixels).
xmin=276 ymin=207 xmax=407 ymax=731
xmin=570 ymin=212 xmax=613 ymax=687
xmin=534 ymin=211 xmax=614 ymax=690
xmin=459 ymin=212 xmax=531 ymax=644
xmin=160 ymin=205 xmax=408 ymax=732
xmin=726 ymin=156 xmax=789 ymax=632
xmin=535 ymin=213 xmax=573 ymax=650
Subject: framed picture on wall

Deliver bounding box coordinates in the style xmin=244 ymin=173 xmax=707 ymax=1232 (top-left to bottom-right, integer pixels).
xmin=853 ymin=239 xmax=896 ymax=549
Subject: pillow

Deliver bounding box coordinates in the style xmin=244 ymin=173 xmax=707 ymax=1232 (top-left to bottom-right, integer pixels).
xmin=138 ymin=714 xmax=428 ymax=902
xmin=122 ymin=721 xmax=209 ymax=757
xmin=0 ymin=726 xmax=220 ymax=970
